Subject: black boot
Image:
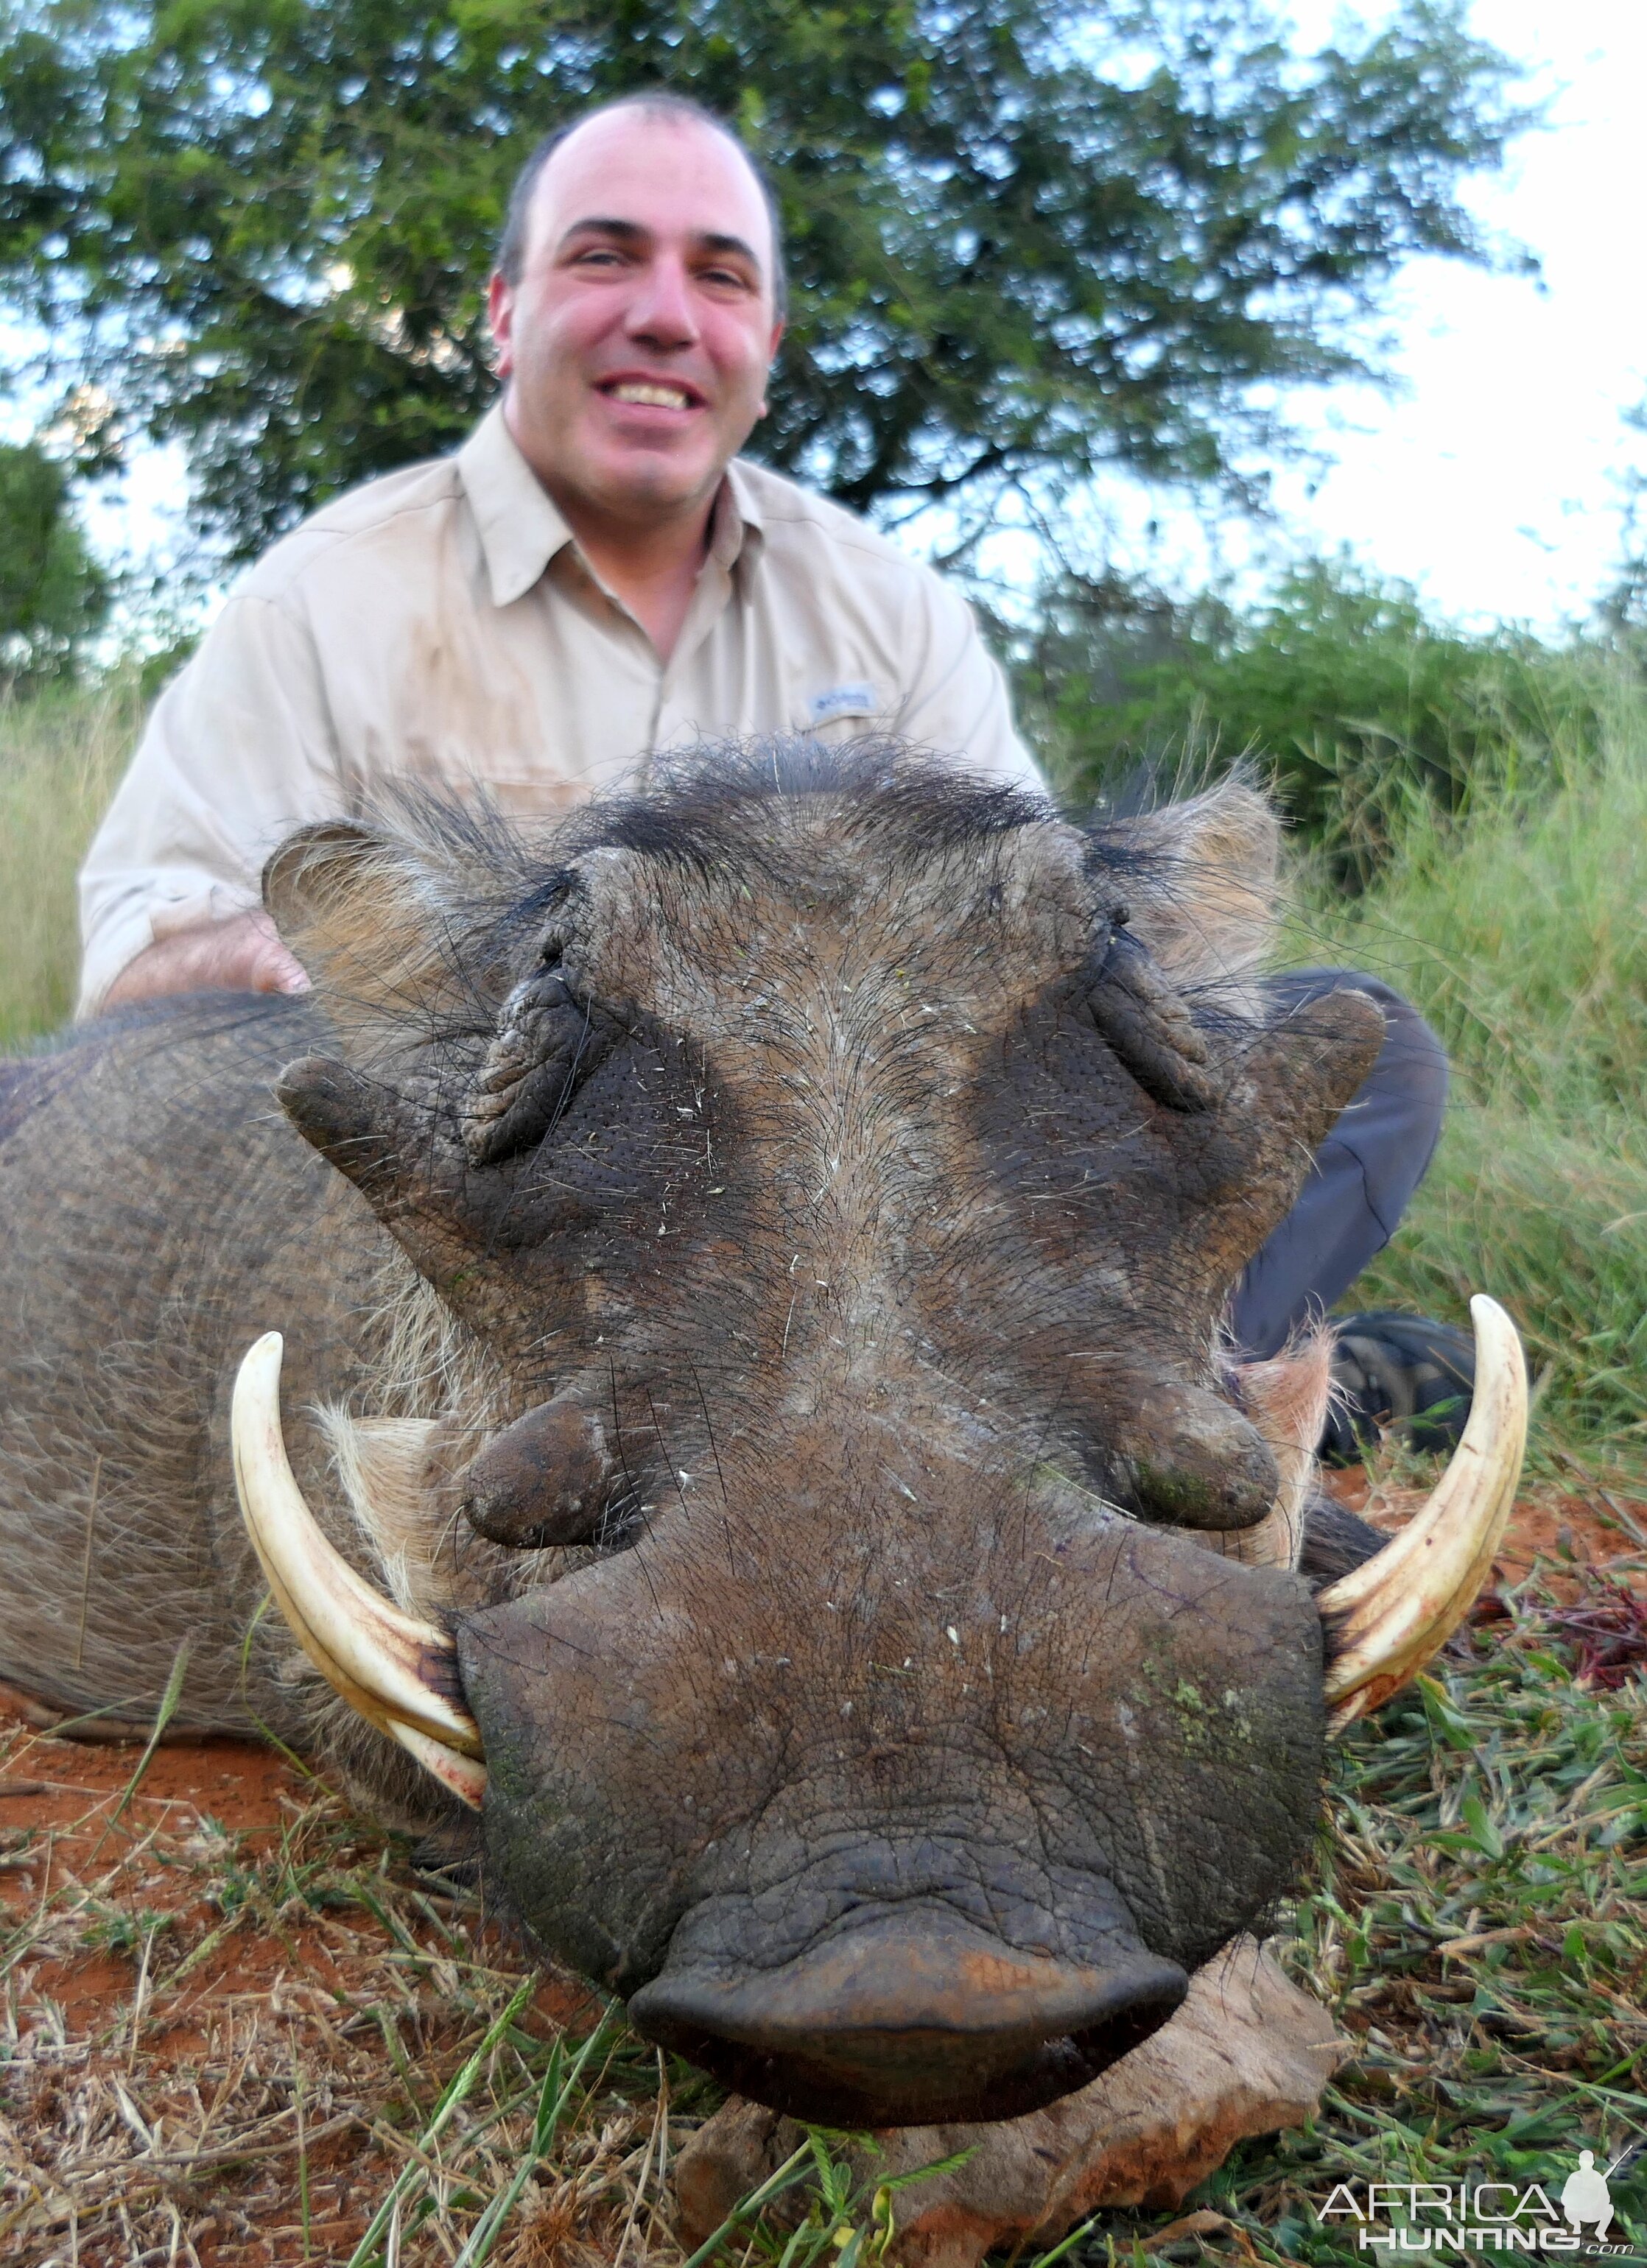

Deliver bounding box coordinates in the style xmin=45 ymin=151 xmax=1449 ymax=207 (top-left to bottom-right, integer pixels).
xmin=1321 ymin=1309 xmax=1475 ymax=1465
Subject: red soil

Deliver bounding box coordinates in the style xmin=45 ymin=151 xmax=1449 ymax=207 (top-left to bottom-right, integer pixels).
xmin=0 ymin=1723 xmax=607 ymax=2264
xmin=1323 ymin=1464 xmax=1647 ymax=1588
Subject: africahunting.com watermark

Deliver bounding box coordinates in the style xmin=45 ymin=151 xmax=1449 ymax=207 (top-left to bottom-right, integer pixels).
xmin=1314 ymin=2150 xmax=1641 ymax=2256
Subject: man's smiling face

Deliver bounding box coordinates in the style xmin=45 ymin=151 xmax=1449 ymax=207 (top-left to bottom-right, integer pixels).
xmin=489 ymin=108 xmax=783 ymax=532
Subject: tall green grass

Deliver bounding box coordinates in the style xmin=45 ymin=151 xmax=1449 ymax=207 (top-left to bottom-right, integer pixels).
xmin=1284 ymin=671 xmax=1647 ymax=1463
xmin=0 ymin=672 xmax=141 ymax=1044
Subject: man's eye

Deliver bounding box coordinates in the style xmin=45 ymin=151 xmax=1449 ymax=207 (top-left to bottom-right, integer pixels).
xmin=700 ymin=267 xmax=754 ymax=292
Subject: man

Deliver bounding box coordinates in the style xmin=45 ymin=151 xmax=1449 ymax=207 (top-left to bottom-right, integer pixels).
xmin=79 ymin=91 xmax=1042 ymax=1011
xmin=76 ymin=89 xmax=1470 ymax=1448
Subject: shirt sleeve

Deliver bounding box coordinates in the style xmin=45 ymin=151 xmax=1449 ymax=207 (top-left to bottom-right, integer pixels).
xmin=76 ymin=589 xmax=345 ymax=1017
xmin=891 ymin=570 xmax=1048 ymax=797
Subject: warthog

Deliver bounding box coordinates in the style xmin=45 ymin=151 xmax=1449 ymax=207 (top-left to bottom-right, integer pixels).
xmin=0 ymin=745 xmax=1522 ymax=2135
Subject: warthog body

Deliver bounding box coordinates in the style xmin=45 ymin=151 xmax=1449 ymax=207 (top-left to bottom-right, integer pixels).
xmin=0 ymin=746 xmax=1390 ymax=2127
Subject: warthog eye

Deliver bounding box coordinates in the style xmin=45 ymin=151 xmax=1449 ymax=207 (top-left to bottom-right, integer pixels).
xmin=461 ymin=965 xmax=616 ymax=1166
xmin=1082 ymin=924 xmax=1222 ymax=1113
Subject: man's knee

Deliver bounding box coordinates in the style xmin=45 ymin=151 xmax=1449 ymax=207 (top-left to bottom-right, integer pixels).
xmin=1352 ymin=975 xmax=1447 ymax=1122
xmin=1268 ymin=965 xmax=1447 ymax=1148
xmin=1229 ymin=970 xmax=1450 ymax=1357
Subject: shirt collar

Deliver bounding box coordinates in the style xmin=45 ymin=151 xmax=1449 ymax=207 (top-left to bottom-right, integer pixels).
xmin=458 ymin=403 xmax=768 ymax=608
xmin=459 ymin=405 xmax=575 ymax=609
xmin=720 ymin=457 xmax=765 ymax=568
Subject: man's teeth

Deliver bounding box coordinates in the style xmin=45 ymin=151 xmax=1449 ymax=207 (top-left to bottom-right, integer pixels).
xmin=609 ymin=382 xmax=692 ymax=409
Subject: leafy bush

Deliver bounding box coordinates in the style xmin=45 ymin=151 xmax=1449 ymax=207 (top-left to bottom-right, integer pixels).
xmin=1015 ymin=563 xmax=1647 ymax=1456
xmin=1019 ymin=555 xmax=1615 ymax=884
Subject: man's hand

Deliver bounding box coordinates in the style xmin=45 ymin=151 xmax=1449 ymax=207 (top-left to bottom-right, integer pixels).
xmin=102 ymin=910 xmax=311 ymax=1010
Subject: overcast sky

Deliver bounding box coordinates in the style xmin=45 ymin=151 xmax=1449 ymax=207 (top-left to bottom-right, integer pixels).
xmin=1212 ymin=0 xmax=1647 ymax=629
xmin=38 ymin=1 xmax=1647 ymax=635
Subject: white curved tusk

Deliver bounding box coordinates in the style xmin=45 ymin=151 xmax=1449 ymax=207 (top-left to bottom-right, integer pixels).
xmin=1320 ymin=1294 xmax=1527 ymax=1730
xmin=387 ymin=1718 xmax=490 ymax=1811
xmin=232 ymin=1332 xmax=487 ymax=1806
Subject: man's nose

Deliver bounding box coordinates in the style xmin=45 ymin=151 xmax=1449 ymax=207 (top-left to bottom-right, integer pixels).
xmin=625 ymin=256 xmax=699 ymax=349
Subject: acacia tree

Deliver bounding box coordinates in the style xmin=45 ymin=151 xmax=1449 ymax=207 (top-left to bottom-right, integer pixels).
xmin=0 ymin=0 xmax=1531 ymax=559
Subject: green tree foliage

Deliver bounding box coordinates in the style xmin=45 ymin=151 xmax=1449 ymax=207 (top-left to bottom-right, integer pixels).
xmin=0 ymin=437 xmax=108 ymax=682
xmin=1015 ymin=555 xmax=1611 ymax=883
xmin=0 ymin=0 xmax=1529 ymax=558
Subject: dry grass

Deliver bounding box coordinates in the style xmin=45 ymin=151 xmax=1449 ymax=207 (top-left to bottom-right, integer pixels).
xmin=1190 ymin=1501 xmax=1647 ymax=2264
xmin=0 ymin=1716 xmax=709 ymax=2266
xmin=0 ymin=674 xmax=141 ymax=1045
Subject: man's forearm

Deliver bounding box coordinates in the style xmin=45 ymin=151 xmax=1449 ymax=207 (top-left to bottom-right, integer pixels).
xmin=100 ymin=911 xmax=311 ymax=1011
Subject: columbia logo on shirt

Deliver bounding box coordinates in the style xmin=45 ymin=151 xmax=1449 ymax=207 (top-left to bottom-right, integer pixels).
xmin=808 ymin=682 xmax=879 ymax=725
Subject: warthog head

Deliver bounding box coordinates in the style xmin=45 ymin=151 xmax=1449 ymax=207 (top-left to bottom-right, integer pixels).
xmin=233 ymin=747 xmax=1523 ymax=2126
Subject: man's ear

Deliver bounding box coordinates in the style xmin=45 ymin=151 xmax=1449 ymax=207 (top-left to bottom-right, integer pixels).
xmin=754 ymin=317 xmax=783 ymax=418
xmin=488 ymin=268 xmax=516 ymax=379
xmin=1114 ymin=782 xmax=1282 ymax=1006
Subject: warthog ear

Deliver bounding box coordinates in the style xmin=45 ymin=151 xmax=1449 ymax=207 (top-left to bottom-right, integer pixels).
xmin=264 ymin=821 xmax=474 ymax=1061
xmin=1105 ymin=783 xmax=1279 ymax=1007
xmin=263 ymin=806 xmax=541 ymax=1068
xmin=1241 ymin=984 xmax=1388 ymax=1161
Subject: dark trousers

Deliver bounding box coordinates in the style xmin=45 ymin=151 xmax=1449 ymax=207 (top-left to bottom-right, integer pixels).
xmin=1229 ymin=970 xmax=1449 ymax=1361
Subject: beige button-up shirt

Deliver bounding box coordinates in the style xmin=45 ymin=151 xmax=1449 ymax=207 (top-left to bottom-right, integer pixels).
xmin=77 ymin=406 xmax=1044 ymax=1015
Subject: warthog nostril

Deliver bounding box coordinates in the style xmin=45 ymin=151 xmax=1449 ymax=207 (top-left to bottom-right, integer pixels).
xmin=628 ymin=1905 xmax=1188 ymax=2127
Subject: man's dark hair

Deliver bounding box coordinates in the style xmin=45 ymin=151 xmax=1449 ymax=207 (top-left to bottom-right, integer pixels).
xmin=494 ymin=91 xmax=787 ymax=319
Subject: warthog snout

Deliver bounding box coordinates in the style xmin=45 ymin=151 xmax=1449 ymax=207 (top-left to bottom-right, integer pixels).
xmin=455 ymin=1470 xmax=1328 ymax=2126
